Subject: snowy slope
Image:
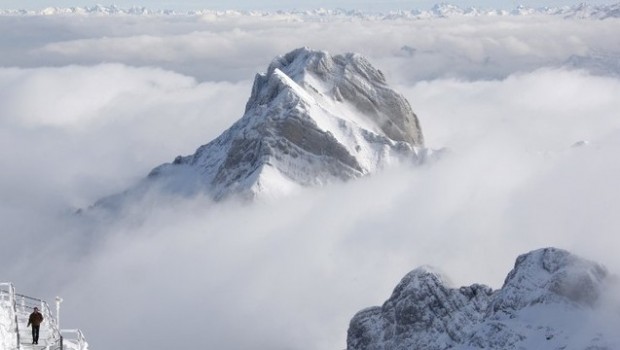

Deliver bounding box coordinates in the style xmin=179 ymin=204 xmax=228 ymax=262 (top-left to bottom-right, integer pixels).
xmin=95 ymin=47 xmax=425 ymax=206
xmin=347 ymin=248 xmax=620 ymax=350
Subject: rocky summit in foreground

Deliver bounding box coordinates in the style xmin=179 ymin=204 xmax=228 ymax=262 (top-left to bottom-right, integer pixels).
xmin=96 ymin=47 xmax=426 ymax=208
xmin=348 ymin=248 xmax=620 ymax=350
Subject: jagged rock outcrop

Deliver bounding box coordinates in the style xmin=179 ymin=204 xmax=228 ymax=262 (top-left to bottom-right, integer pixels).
xmin=348 ymin=267 xmax=493 ymax=350
xmin=96 ymin=47 xmax=426 ymax=207
xmin=347 ymin=248 xmax=616 ymax=350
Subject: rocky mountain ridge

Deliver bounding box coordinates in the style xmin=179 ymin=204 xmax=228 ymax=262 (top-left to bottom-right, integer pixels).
xmin=348 ymin=247 xmax=619 ymax=350
xmin=2 ymin=3 xmax=619 ymax=19
xmin=94 ymin=47 xmax=426 ymax=207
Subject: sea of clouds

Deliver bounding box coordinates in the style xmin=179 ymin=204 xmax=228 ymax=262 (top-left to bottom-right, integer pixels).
xmin=1 ymin=9 xmax=620 ymax=350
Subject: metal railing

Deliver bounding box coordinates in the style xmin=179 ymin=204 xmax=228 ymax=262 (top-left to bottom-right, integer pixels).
xmin=15 ymin=292 xmax=62 ymax=348
xmin=0 ymin=282 xmax=89 ymax=350
xmin=61 ymin=329 xmax=89 ymax=350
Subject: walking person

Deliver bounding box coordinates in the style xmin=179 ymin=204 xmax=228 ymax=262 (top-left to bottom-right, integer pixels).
xmin=27 ymin=307 xmax=44 ymax=345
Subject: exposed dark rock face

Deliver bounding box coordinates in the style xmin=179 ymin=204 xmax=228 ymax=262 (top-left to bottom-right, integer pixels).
xmin=347 ymin=248 xmax=614 ymax=350
xmin=250 ymin=48 xmax=424 ymax=146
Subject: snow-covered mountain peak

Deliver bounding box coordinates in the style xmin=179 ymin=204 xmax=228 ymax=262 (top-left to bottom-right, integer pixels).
xmin=93 ymin=48 xmax=425 ymax=206
xmin=431 ymin=3 xmax=471 ymax=17
xmin=380 ymin=265 xmax=494 ymax=328
xmin=494 ymin=247 xmax=608 ymax=311
xmin=248 ymin=47 xmax=423 ymax=145
xmin=347 ymin=247 xmax=618 ymax=350
xmin=386 ymin=266 xmax=448 ymax=299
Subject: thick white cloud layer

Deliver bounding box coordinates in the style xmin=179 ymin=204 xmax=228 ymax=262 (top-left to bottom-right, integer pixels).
xmin=2 ymin=14 xmax=619 ymax=81
xmin=1 ymin=11 xmax=620 ymax=350
xmin=0 ymin=64 xmax=247 ymax=206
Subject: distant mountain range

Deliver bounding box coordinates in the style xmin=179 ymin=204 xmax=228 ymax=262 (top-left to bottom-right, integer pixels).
xmin=2 ymin=3 xmax=620 ymax=19
xmin=348 ymin=247 xmax=620 ymax=350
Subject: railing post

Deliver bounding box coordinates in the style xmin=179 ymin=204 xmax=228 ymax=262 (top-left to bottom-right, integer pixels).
xmin=60 ymin=335 xmax=63 ymax=350
xmin=56 ymin=297 xmax=63 ymax=331
xmin=13 ymin=284 xmax=20 ymax=350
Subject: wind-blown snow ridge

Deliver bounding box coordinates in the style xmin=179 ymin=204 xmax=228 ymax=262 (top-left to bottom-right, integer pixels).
xmin=347 ymin=247 xmax=619 ymax=350
xmin=2 ymin=3 xmax=620 ymax=19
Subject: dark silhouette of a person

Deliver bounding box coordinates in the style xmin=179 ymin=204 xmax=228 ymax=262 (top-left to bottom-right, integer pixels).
xmin=27 ymin=307 xmax=44 ymax=345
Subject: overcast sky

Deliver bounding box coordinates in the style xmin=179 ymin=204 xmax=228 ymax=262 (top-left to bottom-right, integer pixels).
xmin=1 ymin=5 xmax=620 ymax=350
xmin=2 ymin=0 xmax=619 ymax=10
